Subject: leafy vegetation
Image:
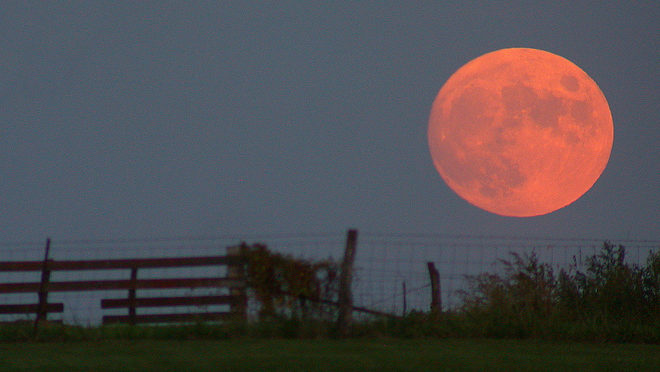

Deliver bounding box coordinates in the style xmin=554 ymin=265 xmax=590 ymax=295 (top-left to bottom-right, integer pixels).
xmin=1 ymin=242 xmax=658 ymax=344
xmin=239 ymin=243 xmax=339 ymax=320
xmin=455 ymin=242 xmax=660 ymax=342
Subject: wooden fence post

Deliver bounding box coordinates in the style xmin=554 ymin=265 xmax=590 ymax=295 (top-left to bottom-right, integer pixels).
xmin=338 ymin=229 xmax=358 ymax=337
xmin=226 ymin=245 xmax=246 ymax=321
xmin=128 ymin=267 xmax=138 ymax=325
xmin=427 ymin=262 xmax=441 ymax=317
xmin=33 ymin=238 xmax=51 ymax=336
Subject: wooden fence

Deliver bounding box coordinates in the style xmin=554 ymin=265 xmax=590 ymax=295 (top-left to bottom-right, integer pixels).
xmin=0 ymin=231 xmax=443 ymax=335
xmin=0 ymin=241 xmax=247 ymax=327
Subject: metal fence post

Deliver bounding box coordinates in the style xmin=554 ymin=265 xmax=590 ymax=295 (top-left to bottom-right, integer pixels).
xmin=402 ymin=281 xmax=407 ymax=316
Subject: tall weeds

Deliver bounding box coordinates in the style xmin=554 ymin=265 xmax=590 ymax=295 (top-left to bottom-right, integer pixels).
xmin=3 ymin=242 xmax=657 ymax=343
xmin=459 ymin=242 xmax=660 ymax=342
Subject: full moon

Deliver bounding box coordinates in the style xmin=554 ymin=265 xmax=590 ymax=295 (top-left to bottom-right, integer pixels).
xmin=428 ymin=48 xmax=613 ymax=217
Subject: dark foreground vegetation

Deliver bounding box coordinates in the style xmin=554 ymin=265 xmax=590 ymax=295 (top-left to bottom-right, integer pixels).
xmin=454 ymin=242 xmax=660 ymax=343
xmin=1 ymin=242 xmax=658 ymax=344
xmin=2 ymin=338 xmax=660 ymax=372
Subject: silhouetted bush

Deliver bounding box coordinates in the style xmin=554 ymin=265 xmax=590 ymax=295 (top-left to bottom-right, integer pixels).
xmin=239 ymin=243 xmax=339 ymax=321
xmin=5 ymin=242 xmax=656 ymax=343
xmin=459 ymin=242 xmax=660 ymax=342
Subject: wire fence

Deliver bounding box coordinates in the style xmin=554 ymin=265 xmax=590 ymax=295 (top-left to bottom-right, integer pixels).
xmin=1 ymin=232 xmax=658 ymax=325
xmin=354 ymin=233 xmax=659 ymax=317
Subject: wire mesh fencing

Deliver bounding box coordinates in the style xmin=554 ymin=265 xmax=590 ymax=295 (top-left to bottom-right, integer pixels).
xmin=1 ymin=232 xmax=658 ymax=326
xmin=353 ymin=233 xmax=659 ymax=318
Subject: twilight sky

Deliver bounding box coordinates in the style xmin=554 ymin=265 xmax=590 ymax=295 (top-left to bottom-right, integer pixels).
xmin=1 ymin=2 xmax=658 ymax=242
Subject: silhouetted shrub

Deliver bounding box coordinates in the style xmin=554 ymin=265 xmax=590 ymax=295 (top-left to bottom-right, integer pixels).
xmin=459 ymin=242 xmax=660 ymax=342
xmin=239 ymin=243 xmax=339 ymax=321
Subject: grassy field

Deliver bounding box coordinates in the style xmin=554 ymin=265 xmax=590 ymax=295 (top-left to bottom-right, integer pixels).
xmin=1 ymin=338 xmax=658 ymax=371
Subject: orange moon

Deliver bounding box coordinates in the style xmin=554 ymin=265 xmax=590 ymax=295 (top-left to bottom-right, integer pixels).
xmin=428 ymin=48 xmax=613 ymax=217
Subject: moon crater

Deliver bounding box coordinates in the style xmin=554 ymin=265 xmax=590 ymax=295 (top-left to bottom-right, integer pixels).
xmin=560 ymin=75 xmax=579 ymax=91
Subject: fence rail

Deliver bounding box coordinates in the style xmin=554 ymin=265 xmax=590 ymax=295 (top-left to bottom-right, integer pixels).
xmin=1 ymin=231 xmax=658 ymax=328
xmin=0 ymin=244 xmax=247 ymax=328
xmin=0 ymin=256 xmax=242 ymax=272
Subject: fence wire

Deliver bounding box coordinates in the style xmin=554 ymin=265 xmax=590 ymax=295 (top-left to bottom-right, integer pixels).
xmin=1 ymin=232 xmax=658 ymax=325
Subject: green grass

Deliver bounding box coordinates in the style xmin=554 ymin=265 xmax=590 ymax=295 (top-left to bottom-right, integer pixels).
xmin=1 ymin=338 xmax=658 ymax=371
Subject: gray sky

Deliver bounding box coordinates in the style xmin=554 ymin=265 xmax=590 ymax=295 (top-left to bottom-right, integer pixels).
xmin=1 ymin=2 xmax=658 ymax=242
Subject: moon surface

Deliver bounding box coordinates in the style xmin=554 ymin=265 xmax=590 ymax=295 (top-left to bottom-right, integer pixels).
xmin=428 ymin=48 xmax=613 ymax=217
